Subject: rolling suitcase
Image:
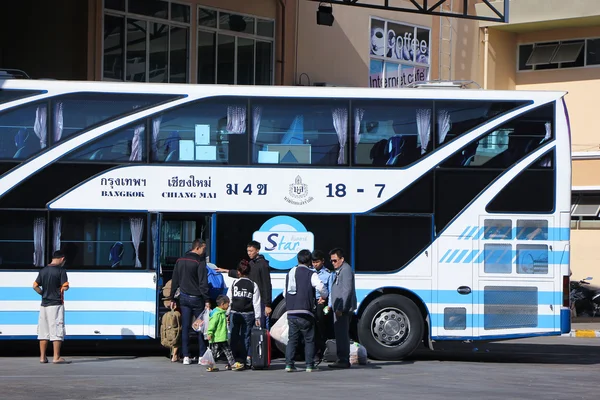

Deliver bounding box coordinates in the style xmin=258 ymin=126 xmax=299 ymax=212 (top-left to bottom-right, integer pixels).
xmin=251 ymin=327 xmax=271 ymax=370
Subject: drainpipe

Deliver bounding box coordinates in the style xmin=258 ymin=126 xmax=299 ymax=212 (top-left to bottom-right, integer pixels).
xmin=278 ymin=0 xmax=286 ymax=85
xmin=483 ymin=27 xmax=489 ymax=90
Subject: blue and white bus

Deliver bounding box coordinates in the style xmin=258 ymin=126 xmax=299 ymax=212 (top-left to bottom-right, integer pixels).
xmin=0 ymin=78 xmax=571 ymax=360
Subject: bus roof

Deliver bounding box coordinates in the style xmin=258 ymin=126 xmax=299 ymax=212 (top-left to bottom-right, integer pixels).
xmin=0 ymin=78 xmax=567 ymax=103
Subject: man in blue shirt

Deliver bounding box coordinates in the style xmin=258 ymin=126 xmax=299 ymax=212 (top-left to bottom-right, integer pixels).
xmin=311 ymin=250 xmax=334 ymax=363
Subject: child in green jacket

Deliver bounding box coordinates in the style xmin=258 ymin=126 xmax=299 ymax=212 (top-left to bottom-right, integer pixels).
xmin=206 ymin=295 xmax=245 ymax=372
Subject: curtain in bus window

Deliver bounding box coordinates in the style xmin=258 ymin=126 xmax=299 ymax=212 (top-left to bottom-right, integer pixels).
xmin=354 ymin=108 xmax=365 ymax=152
xmin=251 ymin=106 xmax=262 ymax=162
xmin=53 ymin=217 xmax=62 ymax=253
xmin=33 ymin=106 xmax=48 ymax=149
xmin=332 ymin=108 xmax=348 ymax=164
xmin=437 ymin=110 xmax=451 ymax=144
xmin=33 ymin=217 xmax=46 ymax=267
xmin=227 ymin=105 xmax=246 ymax=134
xmin=54 ymin=103 xmax=64 ymax=143
xmin=416 ymin=108 xmax=431 ymax=154
xmin=151 ymin=116 xmax=162 ymax=161
xmin=130 ymin=217 xmax=144 ymax=268
xmin=151 ymin=220 xmax=158 ymax=271
xmin=129 ymin=124 xmax=145 ymax=162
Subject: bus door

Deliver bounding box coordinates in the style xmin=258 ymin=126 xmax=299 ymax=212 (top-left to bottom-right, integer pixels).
xmin=147 ymin=212 xmax=162 ymax=339
xmin=474 ymin=217 xmax=556 ymax=337
xmin=436 ymin=234 xmax=474 ymax=338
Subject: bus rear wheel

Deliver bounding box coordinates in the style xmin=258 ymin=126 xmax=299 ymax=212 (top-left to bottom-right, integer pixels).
xmin=357 ymin=294 xmax=423 ymax=361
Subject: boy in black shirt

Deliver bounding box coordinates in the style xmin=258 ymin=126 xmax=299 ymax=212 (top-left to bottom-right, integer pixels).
xmin=227 ymin=260 xmax=261 ymax=368
xmin=33 ymin=250 xmax=69 ymax=364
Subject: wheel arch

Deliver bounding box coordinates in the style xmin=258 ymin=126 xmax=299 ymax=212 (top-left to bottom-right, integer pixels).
xmin=357 ymin=287 xmax=433 ymax=350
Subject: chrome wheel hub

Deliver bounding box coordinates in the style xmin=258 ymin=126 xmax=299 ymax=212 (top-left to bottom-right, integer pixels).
xmin=372 ymin=308 xmax=410 ymax=347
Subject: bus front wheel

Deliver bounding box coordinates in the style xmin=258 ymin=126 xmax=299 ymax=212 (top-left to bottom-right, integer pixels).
xmin=357 ymin=294 xmax=423 ymax=361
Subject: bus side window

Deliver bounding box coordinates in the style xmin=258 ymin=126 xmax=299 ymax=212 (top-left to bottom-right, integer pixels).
xmin=352 ymin=99 xmax=433 ymax=168
xmin=251 ymin=97 xmax=349 ymax=166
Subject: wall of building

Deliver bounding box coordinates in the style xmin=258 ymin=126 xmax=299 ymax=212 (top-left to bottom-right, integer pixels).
xmin=570 ymin=229 xmax=600 ymax=281
xmin=295 ymin=0 xmax=432 ymax=87
xmin=515 ymin=26 xmax=600 ymax=156
xmin=0 ymin=0 xmax=88 ymax=80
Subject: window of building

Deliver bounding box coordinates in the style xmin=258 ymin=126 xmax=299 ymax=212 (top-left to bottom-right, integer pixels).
xmin=518 ymin=39 xmax=592 ymax=71
xmin=64 ymin=122 xmax=146 ymax=162
xmin=353 ymin=100 xmax=433 ymax=167
xmin=103 ymin=0 xmax=191 ymax=83
xmin=151 ymin=96 xmax=248 ymax=164
xmin=0 ymin=211 xmax=46 ymax=269
xmin=571 ymin=194 xmax=600 ymax=217
xmin=369 ymin=17 xmax=430 ymax=88
xmin=198 ymin=7 xmax=275 ymax=85
xmin=252 ymin=98 xmax=348 ymax=166
xmin=59 ymin=213 xmax=147 ymax=269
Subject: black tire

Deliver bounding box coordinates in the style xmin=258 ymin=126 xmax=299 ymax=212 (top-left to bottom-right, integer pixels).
xmin=357 ymin=294 xmax=423 ymax=361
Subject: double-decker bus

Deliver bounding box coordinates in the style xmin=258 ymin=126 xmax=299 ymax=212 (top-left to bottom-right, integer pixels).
xmin=0 ymin=78 xmax=571 ymax=360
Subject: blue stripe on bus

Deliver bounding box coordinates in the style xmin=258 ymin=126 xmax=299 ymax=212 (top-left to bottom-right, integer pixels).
xmin=455 ymin=227 xmax=570 ymax=241
xmin=432 ymin=314 xmax=559 ymax=329
xmin=439 ymin=250 xmax=569 ymax=264
xmin=453 ymin=250 xmax=469 ymax=263
xmin=439 ymin=249 xmax=452 ymax=263
xmin=0 ymin=288 xmax=156 ymax=302
xmin=0 ymin=310 xmax=152 ymax=325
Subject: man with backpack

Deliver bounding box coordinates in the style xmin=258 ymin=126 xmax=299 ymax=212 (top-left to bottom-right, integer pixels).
xmin=170 ymin=239 xmax=211 ymax=365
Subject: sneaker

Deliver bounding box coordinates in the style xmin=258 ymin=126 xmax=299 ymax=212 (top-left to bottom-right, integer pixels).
xmin=183 ymin=357 xmax=191 ymax=365
xmin=328 ymin=361 xmax=351 ymax=369
xmin=285 ymin=365 xmax=297 ymax=372
xmin=306 ymin=366 xmax=319 ymax=372
xmin=206 ymin=366 xmax=219 ymax=372
xmin=224 ymin=364 xmax=232 ymax=371
xmin=232 ymin=362 xmax=245 ymax=371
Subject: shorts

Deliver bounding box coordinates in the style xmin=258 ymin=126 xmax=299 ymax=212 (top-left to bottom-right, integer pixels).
xmin=37 ymin=305 xmax=65 ymax=341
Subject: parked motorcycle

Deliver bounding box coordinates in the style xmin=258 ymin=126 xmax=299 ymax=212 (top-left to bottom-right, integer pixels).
xmin=570 ymin=277 xmax=600 ymax=317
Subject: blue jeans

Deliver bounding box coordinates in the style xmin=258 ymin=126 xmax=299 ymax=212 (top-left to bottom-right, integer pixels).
xmin=286 ymin=315 xmax=315 ymax=368
xmin=179 ymin=292 xmax=208 ymax=358
xmin=261 ymin=303 xmax=270 ymax=330
xmin=231 ymin=312 xmax=255 ymax=362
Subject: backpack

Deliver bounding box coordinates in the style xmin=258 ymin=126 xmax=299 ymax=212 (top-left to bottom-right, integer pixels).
xmin=160 ymin=310 xmax=181 ymax=348
xmin=207 ymin=265 xmax=227 ymax=301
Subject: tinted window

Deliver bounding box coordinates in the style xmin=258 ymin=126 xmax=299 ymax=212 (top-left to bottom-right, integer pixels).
xmin=355 ymin=215 xmax=432 ymax=272
xmin=252 ymin=98 xmax=348 ymax=166
xmin=0 ymin=89 xmax=44 ymax=105
xmin=353 ymin=100 xmax=433 ymax=167
xmin=0 ymin=102 xmax=47 ymax=160
xmin=54 ymin=92 xmax=179 ymax=143
xmin=434 ymin=169 xmax=501 ymax=234
xmin=0 ymin=163 xmax=113 ymax=209
xmin=128 ymin=0 xmax=168 ymax=19
xmin=0 ymin=211 xmax=45 ymax=269
xmin=64 ymin=122 xmax=147 ymax=162
xmin=152 ymin=97 xmax=248 ymax=164
xmin=373 ymin=171 xmax=433 ymax=213
xmin=215 ymin=213 xmax=351 ymax=273
xmin=486 ymin=151 xmax=555 ymax=213
xmin=441 ymin=103 xmax=553 ymax=168
xmin=59 ymin=213 xmax=147 ymax=270
xmin=434 ymin=100 xmax=527 ymax=148
xmin=104 ymin=15 xmax=125 ymax=80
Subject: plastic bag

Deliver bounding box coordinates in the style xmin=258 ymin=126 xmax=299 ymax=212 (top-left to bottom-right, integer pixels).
xmin=270 ymin=312 xmax=289 ymax=345
xmin=199 ymin=348 xmax=215 ymax=367
xmin=192 ymin=310 xmax=208 ymax=333
xmin=349 ymin=342 xmax=368 ymax=365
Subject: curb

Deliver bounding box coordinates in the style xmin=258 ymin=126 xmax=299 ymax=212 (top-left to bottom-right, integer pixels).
xmin=564 ymin=330 xmax=600 ymax=338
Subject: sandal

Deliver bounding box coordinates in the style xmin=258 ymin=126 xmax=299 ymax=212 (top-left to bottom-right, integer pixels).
xmin=40 ymin=358 xmax=48 ymax=364
xmin=224 ymin=364 xmax=232 ymax=371
xmin=206 ymin=367 xmax=220 ymax=372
